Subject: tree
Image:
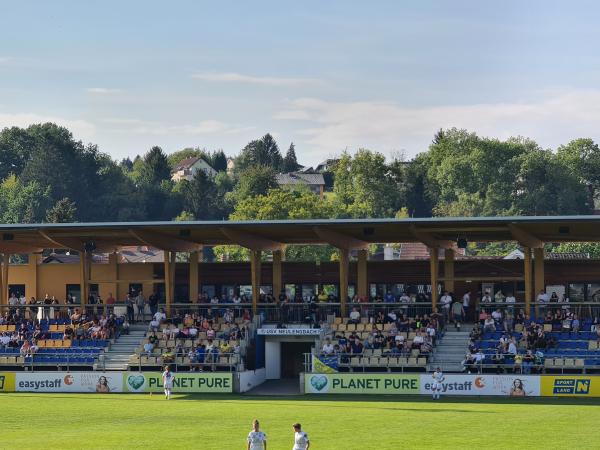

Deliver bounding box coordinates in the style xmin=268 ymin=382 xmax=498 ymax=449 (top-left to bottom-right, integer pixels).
xmin=557 ymin=138 xmax=600 ymax=202
xmin=208 ymin=150 xmax=228 ymax=172
xmin=235 ymin=134 xmax=283 ymax=172
xmin=46 ymin=197 xmax=77 ymax=223
xmin=553 ymin=242 xmax=600 ymax=258
xmin=177 ymin=170 xmax=230 ymax=220
xmin=226 ymin=165 xmax=278 ymax=206
xmin=174 ymin=210 xmax=195 ymax=221
xmin=282 ymin=143 xmax=301 ymax=172
xmin=0 ymin=175 xmax=51 ymax=223
xmin=119 ymin=157 xmax=133 ymax=172
xmin=332 ymin=149 xmax=398 ymax=218
xmin=0 ymin=126 xmax=33 ymax=179
xmin=214 ymin=188 xmax=338 ymax=261
xmin=136 ymin=146 xmax=171 ymax=186
xmin=513 ymin=150 xmax=590 ymax=215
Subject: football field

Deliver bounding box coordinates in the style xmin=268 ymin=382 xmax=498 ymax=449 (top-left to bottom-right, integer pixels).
xmin=2 ymin=393 xmax=599 ymax=449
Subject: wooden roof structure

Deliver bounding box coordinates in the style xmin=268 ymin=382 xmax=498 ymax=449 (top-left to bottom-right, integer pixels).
xmin=1 ymin=215 xmax=600 ymax=254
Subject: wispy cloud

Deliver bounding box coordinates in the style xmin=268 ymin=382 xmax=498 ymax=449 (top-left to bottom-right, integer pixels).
xmin=107 ymin=118 xmax=255 ymax=136
xmin=0 ymin=56 xmax=11 ymax=65
xmin=0 ymin=112 xmax=95 ymax=137
xmin=87 ymin=87 xmax=122 ymax=94
xmin=192 ymin=72 xmax=320 ymax=86
xmin=275 ymin=89 xmax=600 ymax=159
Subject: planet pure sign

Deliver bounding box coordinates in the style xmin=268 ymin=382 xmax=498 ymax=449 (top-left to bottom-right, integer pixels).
xmin=123 ymin=372 xmax=233 ymax=393
xmin=305 ymin=374 xmax=420 ymax=394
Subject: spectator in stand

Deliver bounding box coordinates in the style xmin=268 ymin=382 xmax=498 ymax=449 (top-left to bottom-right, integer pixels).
xmin=149 ymin=316 xmax=160 ymax=332
xmin=350 ymin=338 xmax=363 ymax=355
xmin=348 ymin=308 xmax=361 ymax=324
xmin=148 ymin=291 xmax=159 ymax=318
xmin=522 ymin=350 xmax=534 ymax=374
xmin=484 ymin=316 xmax=496 ymax=332
xmin=20 ymin=340 xmax=31 ymax=356
xmin=440 ymin=291 xmax=452 ymax=320
xmin=494 ymin=290 xmax=505 ymax=303
xmin=537 ymin=289 xmax=549 ymax=313
xmin=507 ymin=338 xmax=518 ymax=356
xmin=125 ymin=294 xmax=135 ymax=323
xmin=0 ymin=333 xmax=11 ymax=349
xmin=491 ymin=348 xmax=505 ymax=374
xmin=491 ymin=309 xmax=503 ymax=327
xmin=154 ymin=308 xmax=167 ymax=323
xmin=105 ymin=292 xmax=116 ymax=311
xmin=412 ymin=331 xmax=424 ymax=349
xmin=451 ymin=300 xmax=465 ymax=330
xmin=384 ymin=291 xmax=395 ymax=303
xmin=571 ymin=315 xmax=580 ymax=332
xmin=135 ymin=290 xmax=146 ymax=322
xmin=462 ymin=291 xmax=471 ymax=321
xmin=321 ymin=338 xmax=334 ymax=356
xmin=481 ymin=291 xmax=492 ymax=304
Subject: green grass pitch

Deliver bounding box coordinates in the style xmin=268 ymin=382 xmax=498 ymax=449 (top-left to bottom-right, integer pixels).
xmin=2 ymin=393 xmax=600 ymax=449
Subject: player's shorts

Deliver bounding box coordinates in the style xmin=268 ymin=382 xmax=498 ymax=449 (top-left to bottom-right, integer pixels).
xmin=432 ymin=382 xmax=442 ymax=391
xmin=164 ymin=382 xmax=173 ymax=389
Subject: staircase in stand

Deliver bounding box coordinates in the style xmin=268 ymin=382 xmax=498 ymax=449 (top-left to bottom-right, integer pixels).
xmin=98 ymin=324 xmax=147 ymax=371
xmin=429 ymin=323 xmax=474 ymax=373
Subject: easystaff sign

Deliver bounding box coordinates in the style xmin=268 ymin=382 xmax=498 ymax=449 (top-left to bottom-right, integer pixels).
xmin=14 ymin=372 xmax=123 ymax=393
xmin=258 ymin=328 xmax=321 ymax=336
xmin=419 ymin=375 xmax=540 ymax=397
xmin=123 ymin=372 xmax=233 ymax=393
xmin=305 ymin=373 xmax=419 ymax=394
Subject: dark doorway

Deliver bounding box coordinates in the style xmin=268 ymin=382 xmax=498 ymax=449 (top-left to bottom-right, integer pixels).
xmin=281 ymin=341 xmax=313 ymax=379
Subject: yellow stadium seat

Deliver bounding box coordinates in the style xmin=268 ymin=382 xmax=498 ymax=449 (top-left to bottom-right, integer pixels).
xmin=63 ymin=339 xmax=72 ymax=348
xmin=49 ymin=324 xmax=58 ymax=332
xmin=589 ymin=341 xmax=598 ymax=350
xmin=417 ymin=357 xmax=427 ymax=366
xmin=7 ymin=325 xmax=15 ymax=332
xmin=407 ymin=357 xmax=418 ymax=366
xmin=0 ymin=325 xmax=6 ymax=332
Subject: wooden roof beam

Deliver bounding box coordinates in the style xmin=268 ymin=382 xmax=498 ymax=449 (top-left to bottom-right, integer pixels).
xmin=0 ymin=242 xmax=44 ymax=254
xmin=38 ymin=231 xmax=119 ymax=253
xmin=409 ymin=226 xmax=454 ymax=249
xmin=128 ymin=229 xmax=202 ymax=253
xmin=312 ymin=227 xmax=370 ymax=251
xmin=219 ymin=228 xmax=284 ymax=252
xmin=508 ymin=224 xmax=544 ymax=249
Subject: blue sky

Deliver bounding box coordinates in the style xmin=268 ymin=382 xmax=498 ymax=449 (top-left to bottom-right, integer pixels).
xmin=1 ymin=0 xmax=600 ymax=166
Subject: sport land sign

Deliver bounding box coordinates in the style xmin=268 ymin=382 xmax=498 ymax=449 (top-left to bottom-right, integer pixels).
xmin=123 ymin=372 xmax=233 ymax=393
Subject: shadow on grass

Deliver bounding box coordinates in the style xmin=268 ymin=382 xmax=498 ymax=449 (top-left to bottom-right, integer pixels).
xmin=4 ymin=392 xmax=600 ymax=407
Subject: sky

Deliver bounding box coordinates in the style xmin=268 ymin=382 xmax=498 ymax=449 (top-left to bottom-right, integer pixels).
xmin=1 ymin=0 xmax=600 ymax=166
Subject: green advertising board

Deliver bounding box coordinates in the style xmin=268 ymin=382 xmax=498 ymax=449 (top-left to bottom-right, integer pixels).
xmin=305 ymin=373 xmax=419 ymax=394
xmin=123 ymin=372 xmax=233 ymax=393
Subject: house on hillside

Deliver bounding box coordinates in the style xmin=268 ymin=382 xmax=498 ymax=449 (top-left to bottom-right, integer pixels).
xmin=171 ymin=157 xmax=217 ymax=182
xmin=275 ymin=172 xmax=325 ymax=198
xmin=315 ymin=158 xmax=339 ymax=173
xmin=226 ymin=157 xmax=235 ymax=174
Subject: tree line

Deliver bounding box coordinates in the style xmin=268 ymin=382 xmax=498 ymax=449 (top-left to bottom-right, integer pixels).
xmin=1 ymin=123 xmax=599 ymax=257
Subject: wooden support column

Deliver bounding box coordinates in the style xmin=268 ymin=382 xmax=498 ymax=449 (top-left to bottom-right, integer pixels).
xmin=272 ymin=249 xmax=283 ymax=298
xmin=524 ymin=247 xmax=533 ymax=316
xmin=534 ymin=247 xmax=545 ymax=317
xmin=429 ymin=247 xmax=439 ymax=309
xmin=444 ymin=248 xmax=455 ymax=293
xmin=28 ymin=253 xmax=39 ymax=300
xmin=189 ymin=251 xmax=199 ymax=303
xmin=0 ymin=254 xmax=8 ymax=306
xmin=164 ymin=251 xmax=173 ymax=316
xmin=79 ymin=252 xmax=90 ymax=307
xmin=339 ymin=249 xmax=349 ymax=316
xmin=250 ymin=250 xmax=261 ymax=315
xmin=357 ymin=249 xmax=368 ymax=300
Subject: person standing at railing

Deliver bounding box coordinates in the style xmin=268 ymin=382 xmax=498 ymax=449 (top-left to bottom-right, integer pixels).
xmin=135 ymin=290 xmax=146 ymax=322
xmin=440 ymin=291 xmax=452 ymax=322
xmin=125 ymin=293 xmax=135 ymax=324
xmin=451 ymin=300 xmax=465 ymax=330
xmin=462 ymin=291 xmax=471 ymax=322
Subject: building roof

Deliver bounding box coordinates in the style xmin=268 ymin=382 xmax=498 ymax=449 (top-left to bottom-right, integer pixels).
xmin=275 ymin=172 xmax=325 ymax=186
xmin=173 ymin=156 xmax=202 ymax=171
xmin=2 ymin=215 xmax=600 ymax=254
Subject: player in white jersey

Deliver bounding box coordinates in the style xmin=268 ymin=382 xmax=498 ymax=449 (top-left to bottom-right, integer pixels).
xmin=247 ymin=419 xmax=267 ymax=450
xmin=431 ymin=367 xmax=444 ymax=400
xmin=292 ymin=423 xmax=310 ymax=450
xmin=162 ymin=365 xmax=175 ymax=400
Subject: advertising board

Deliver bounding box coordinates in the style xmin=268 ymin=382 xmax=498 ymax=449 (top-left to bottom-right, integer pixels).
xmin=15 ymin=372 xmax=123 ymax=393
xmin=541 ymin=376 xmax=600 ymax=397
xmin=305 ymin=373 xmax=419 ymax=394
xmin=123 ymin=372 xmax=233 ymax=393
xmin=419 ymin=374 xmax=540 ymax=396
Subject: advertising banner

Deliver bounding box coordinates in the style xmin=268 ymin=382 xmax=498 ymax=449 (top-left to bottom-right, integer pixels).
xmin=15 ymin=372 xmax=123 ymax=393
xmin=123 ymin=372 xmax=233 ymax=393
xmin=258 ymin=328 xmax=321 ymax=336
xmin=541 ymin=376 xmax=600 ymax=397
xmin=305 ymin=373 xmax=419 ymax=394
xmin=419 ymin=374 xmax=540 ymax=397
xmin=0 ymin=372 xmax=16 ymax=392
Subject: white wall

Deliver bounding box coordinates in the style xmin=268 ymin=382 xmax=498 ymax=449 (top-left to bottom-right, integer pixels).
xmin=237 ymin=369 xmax=267 ymax=393
xmin=265 ymin=340 xmax=281 ymax=379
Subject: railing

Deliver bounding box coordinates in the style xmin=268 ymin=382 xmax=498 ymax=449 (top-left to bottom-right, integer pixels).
xmin=0 ymin=351 xmax=98 ymax=371
xmin=303 ymin=352 xmax=429 ymax=373
xmin=474 ymin=301 xmax=600 ymax=322
xmin=130 ymin=352 xmax=241 ymax=372
xmin=0 ymin=304 xmax=120 ymax=320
